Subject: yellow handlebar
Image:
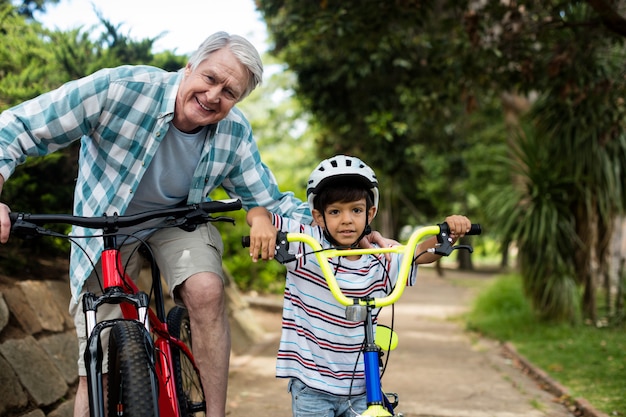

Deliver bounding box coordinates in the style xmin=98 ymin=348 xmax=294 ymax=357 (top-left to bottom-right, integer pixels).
xmin=285 ymin=225 xmax=441 ymax=307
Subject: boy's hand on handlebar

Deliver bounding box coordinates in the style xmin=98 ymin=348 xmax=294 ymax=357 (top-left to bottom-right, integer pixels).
xmin=0 ymin=203 xmax=11 ymax=243
xmin=445 ymin=215 xmax=472 ymax=242
xmin=246 ymin=207 xmax=278 ymax=262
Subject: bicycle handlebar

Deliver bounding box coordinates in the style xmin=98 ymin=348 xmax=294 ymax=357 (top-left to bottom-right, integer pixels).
xmin=243 ymin=222 xmax=481 ymax=307
xmin=9 ymin=198 xmax=243 ymax=237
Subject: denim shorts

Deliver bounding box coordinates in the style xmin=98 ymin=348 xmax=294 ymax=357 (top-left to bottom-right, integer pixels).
xmin=288 ymin=378 xmax=367 ymax=417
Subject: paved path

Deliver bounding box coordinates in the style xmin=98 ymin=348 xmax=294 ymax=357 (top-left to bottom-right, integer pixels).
xmin=226 ymin=266 xmax=575 ymax=417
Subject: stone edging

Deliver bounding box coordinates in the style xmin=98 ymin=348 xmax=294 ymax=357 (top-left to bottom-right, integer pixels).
xmin=501 ymin=342 xmax=610 ymax=417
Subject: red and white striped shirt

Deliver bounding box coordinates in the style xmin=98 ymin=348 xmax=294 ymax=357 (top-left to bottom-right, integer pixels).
xmin=272 ymin=214 xmax=418 ymax=395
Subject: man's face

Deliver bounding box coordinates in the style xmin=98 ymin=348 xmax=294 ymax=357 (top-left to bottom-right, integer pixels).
xmin=174 ymin=47 xmax=248 ymax=133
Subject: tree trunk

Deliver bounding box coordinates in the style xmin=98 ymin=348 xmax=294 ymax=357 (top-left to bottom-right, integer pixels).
xmin=582 ymin=271 xmax=597 ymax=322
xmin=435 ymin=259 xmax=444 ymax=277
xmin=457 ymin=235 xmax=474 ymax=271
xmin=576 ymin=202 xmax=597 ymax=322
xmin=617 ymin=258 xmax=625 ymax=318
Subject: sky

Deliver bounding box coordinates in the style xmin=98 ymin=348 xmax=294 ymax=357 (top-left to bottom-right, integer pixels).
xmin=36 ymin=0 xmax=269 ymax=56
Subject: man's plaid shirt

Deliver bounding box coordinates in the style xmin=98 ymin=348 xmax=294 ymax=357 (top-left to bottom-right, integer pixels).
xmin=0 ymin=65 xmax=310 ymax=300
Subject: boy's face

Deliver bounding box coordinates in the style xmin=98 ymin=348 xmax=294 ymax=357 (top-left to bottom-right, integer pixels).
xmin=312 ymin=198 xmax=377 ymax=246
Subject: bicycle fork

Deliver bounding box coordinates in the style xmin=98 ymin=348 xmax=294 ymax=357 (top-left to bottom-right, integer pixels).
xmin=357 ymin=304 xmax=396 ymax=417
xmin=82 ymin=245 xmax=159 ymax=417
xmin=83 ymin=290 xmax=157 ymax=417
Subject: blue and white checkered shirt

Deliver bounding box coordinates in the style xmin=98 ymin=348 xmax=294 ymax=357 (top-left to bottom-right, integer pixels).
xmin=0 ymin=65 xmax=311 ymax=300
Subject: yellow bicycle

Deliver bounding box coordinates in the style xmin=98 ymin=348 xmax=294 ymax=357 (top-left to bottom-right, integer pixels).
xmin=245 ymin=222 xmax=480 ymax=416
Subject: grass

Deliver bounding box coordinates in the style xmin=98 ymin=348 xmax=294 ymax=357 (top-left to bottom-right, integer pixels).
xmin=465 ymin=273 xmax=626 ymax=416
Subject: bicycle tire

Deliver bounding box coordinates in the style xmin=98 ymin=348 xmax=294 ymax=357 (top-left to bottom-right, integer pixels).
xmin=108 ymin=321 xmax=159 ymax=417
xmin=167 ymin=306 xmax=206 ymax=417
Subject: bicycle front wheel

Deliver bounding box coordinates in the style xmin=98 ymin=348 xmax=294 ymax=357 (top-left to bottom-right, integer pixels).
xmin=167 ymin=306 xmax=206 ymax=417
xmin=108 ymin=321 xmax=159 ymax=417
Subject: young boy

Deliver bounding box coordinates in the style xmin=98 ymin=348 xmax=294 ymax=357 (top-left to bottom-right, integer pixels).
xmin=246 ymin=155 xmax=471 ymax=417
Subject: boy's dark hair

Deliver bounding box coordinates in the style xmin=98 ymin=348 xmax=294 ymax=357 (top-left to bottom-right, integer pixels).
xmin=313 ymin=179 xmax=374 ymax=212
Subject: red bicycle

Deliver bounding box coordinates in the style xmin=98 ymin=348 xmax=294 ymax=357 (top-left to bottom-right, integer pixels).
xmin=10 ymin=198 xmax=243 ymax=417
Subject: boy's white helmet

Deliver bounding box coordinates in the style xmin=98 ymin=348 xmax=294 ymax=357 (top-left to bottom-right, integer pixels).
xmin=306 ymin=155 xmax=379 ymax=211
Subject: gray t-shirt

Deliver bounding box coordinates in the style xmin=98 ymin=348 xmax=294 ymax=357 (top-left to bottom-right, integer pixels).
xmin=119 ymin=125 xmax=207 ymax=240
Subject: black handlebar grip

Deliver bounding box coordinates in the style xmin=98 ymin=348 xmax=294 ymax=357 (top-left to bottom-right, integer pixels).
xmin=9 ymin=212 xmax=18 ymax=225
xmin=198 ymin=199 xmax=242 ymax=213
xmin=467 ymin=224 xmax=482 ymax=235
xmin=242 ymin=235 xmax=251 ymax=248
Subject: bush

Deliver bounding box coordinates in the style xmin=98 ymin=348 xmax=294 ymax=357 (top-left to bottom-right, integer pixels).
xmin=465 ymin=273 xmax=535 ymax=340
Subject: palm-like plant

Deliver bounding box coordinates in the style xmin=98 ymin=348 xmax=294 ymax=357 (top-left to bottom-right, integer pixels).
xmin=488 ymin=121 xmax=581 ymax=322
xmin=490 ymin=70 xmax=626 ymax=322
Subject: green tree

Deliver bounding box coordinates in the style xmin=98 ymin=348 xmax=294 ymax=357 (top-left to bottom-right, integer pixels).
xmin=257 ymin=0 xmax=626 ymax=320
xmin=257 ymin=0 xmax=479 ymax=241
xmin=0 ymin=5 xmax=63 ymax=104
xmin=0 ymin=3 xmax=182 ymax=269
xmin=471 ymin=1 xmax=626 ymax=322
xmin=4 ymin=0 xmax=59 ymax=19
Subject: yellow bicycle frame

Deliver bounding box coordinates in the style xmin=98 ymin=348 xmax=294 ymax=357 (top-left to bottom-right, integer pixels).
xmin=282 ymin=225 xmax=442 ymax=417
xmin=284 ymin=225 xmax=440 ymax=307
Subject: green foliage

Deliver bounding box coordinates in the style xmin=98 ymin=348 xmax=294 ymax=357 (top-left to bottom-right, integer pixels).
xmin=5 ymin=0 xmax=59 ymax=19
xmin=151 ymin=50 xmax=187 ymax=72
xmin=0 ymin=6 xmax=61 ymax=104
xmin=211 ymin=188 xmax=287 ymax=294
xmin=0 ymin=2 xmax=186 ymax=271
xmin=0 ymin=143 xmax=77 ymax=263
xmin=461 ymin=0 xmax=626 ymax=320
xmin=467 ymin=273 xmax=625 ymax=415
xmin=2 ymin=144 xmax=77 ymax=210
xmin=461 ymin=103 xmax=510 ymax=235
xmin=466 ymin=273 xmax=537 ymax=338
xmin=530 ymin=92 xmax=626 ymax=319
xmin=237 ymin=59 xmax=317 ymax=198
xmin=257 ymin=0 xmax=479 ymax=236
xmin=91 ymin=12 xmax=159 ymax=69
xmin=485 ymin=121 xmax=581 ymax=322
xmin=256 ymin=0 xmax=626 ymax=321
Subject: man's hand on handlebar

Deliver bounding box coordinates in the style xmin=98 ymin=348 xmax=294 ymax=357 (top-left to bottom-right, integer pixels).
xmin=0 ymin=203 xmax=11 ymax=243
xmin=361 ymin=230 xmax=399 ymax=249
xmin=360 ymin=230 xmax=399 ymax=262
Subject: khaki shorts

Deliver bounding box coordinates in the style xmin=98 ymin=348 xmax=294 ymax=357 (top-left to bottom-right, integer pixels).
xmin=70 ymin=223 xmax=224 ymax=376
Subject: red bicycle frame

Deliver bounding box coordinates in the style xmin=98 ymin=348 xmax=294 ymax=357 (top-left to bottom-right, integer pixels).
xmin=10 ymin=199 xmax=242 ymax=417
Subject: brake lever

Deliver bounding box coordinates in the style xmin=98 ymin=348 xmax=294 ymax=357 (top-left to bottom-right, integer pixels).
xmin=206 ymin=215 xmax=236 ymax=225
xmin=432 ymin=223 xmax=454 ymax=256
xmin=274 ymin=231 xmax=298 ymax=264
xmin=241 ymin=231 xmax=298 ymax=263
xmin=453 ymin=244 xmax=474 ymax=253
xmin=11 ymin=220 xmax=56 ymax=239
xmin=170 ymin=211 xmax=236 ymax=232
xmin=432 ymin=222 xmax=474 ymax=256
